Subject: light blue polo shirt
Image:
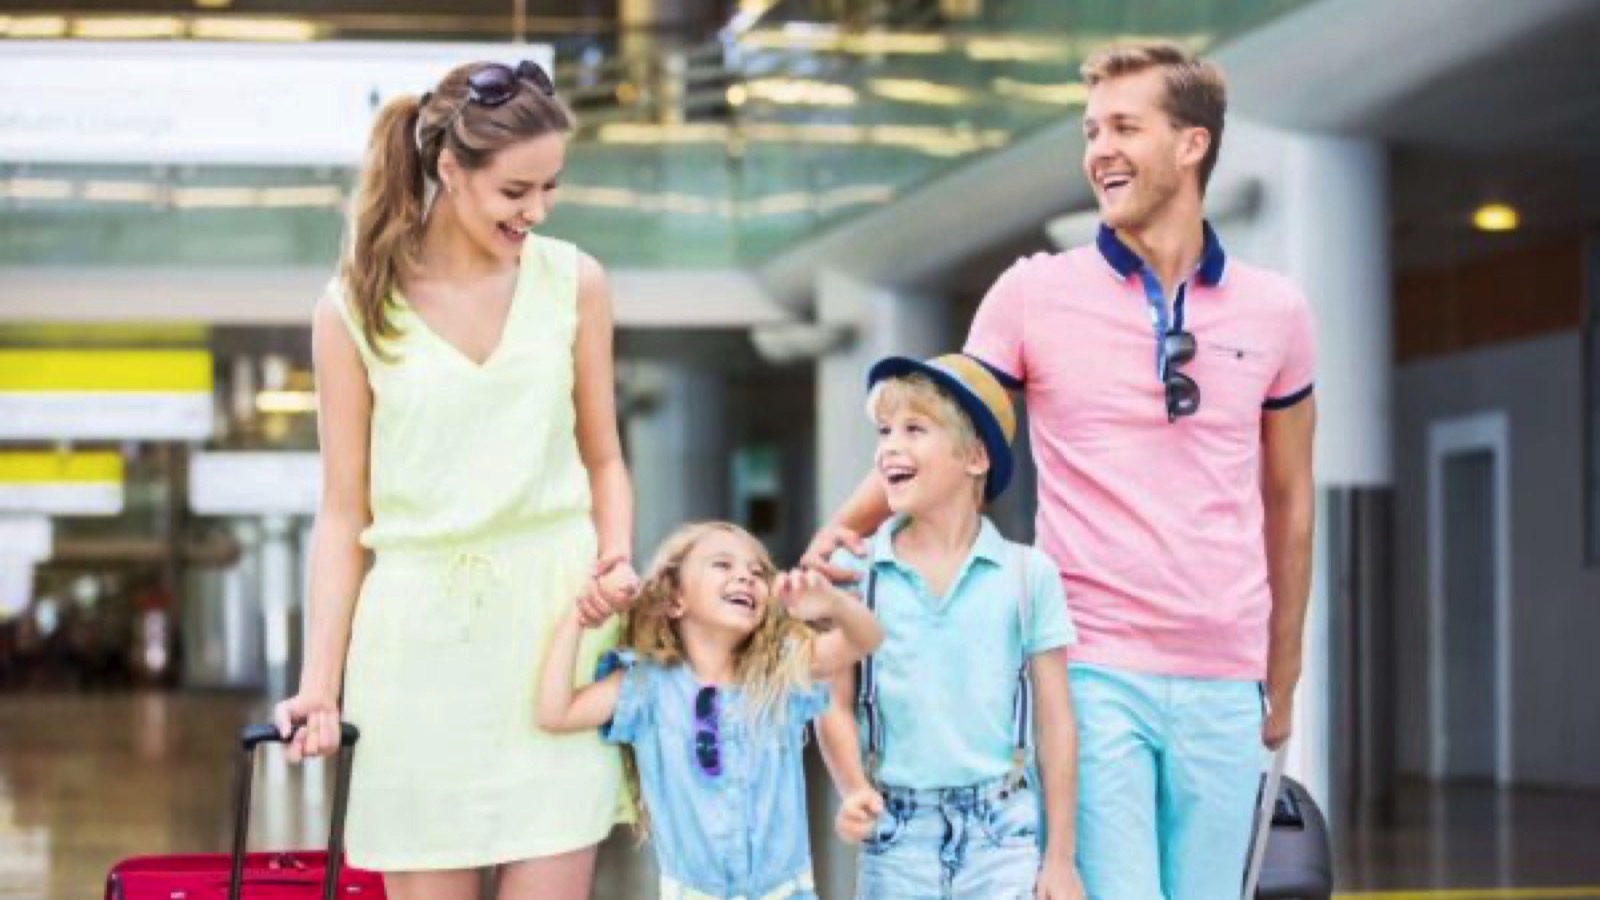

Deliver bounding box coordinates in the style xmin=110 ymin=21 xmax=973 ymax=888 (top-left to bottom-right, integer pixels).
xmin=831 ymin=515 xmax=1076 ymax=790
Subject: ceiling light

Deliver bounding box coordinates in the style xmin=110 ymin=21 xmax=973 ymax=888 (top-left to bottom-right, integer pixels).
xmin=72 ymin=17 xmax=183 ymax=39
xmin=743 ymin=77 xmax=857 ymax=107
xmin=3 ymin=178 xmax=73 ymax=201
xmin=190 ymin=17 xmax=319 ymax=41
xmin=4 ymin=16 xmax=68 ymax=38
xmin=991 ymin=78 xmax=1087 ymax=106
xmin=256 ymin=390 xmax=317 ymax=415
xmin=1472 ymin=203 xmax=1518 ymax=233
xmin=868 ymin=78 xmax=971 ymax=107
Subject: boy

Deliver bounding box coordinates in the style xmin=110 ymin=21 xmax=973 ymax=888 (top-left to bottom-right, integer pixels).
xmin=816 ymin=353 xmax=1085 ymax=899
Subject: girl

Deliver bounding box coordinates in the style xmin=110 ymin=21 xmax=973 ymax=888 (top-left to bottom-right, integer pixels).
xmin=273 ymin=60 xmax=639 ymax=899
xmin=538 ymin=522 xmax=883 ymax=899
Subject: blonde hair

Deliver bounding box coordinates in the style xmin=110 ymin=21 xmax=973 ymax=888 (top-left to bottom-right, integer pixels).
xmin=618 ymin=521 xmax=814 ymax=835
xmin=340 ymin=63 xmax=575 ymax=358
xmin=1081 ymin=41 xmax=1227 ymax=192
xmin=868 ymin=374 xmax=984 ymax=458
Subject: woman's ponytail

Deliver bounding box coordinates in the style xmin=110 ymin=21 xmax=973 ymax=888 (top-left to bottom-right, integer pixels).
xmin=339 ymin=94 xmax=427 ymax=358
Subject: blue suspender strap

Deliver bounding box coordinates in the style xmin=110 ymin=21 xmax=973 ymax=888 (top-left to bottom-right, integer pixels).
xmin=1009 ymin=544 xmax=1033 ymax=788
xmin=856 ymin=568 xmax=882 ymax=778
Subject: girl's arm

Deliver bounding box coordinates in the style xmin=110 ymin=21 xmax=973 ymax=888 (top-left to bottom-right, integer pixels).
xmin=777 ymin=570 xmax=883 ymax=679
xmin=816 ymin=669 xmax=883 ymax=843
xmin=1031 ymin=648 xmax=1084 ymax=896
xmin=536 ymin=608 xmax=623 ymax=732
xmin=273 ymin=293 xmax=373 ymax=761
xmin=573 ymin=252 xmax=638 ymax=612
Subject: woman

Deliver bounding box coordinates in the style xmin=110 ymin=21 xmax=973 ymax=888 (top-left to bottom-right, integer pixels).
xmin=273 ymin=60 xmax=637 ymax=899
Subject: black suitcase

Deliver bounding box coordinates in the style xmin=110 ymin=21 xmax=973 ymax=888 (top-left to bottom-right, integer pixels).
xmin=1254 ymin=775 xmax=1334 ymax=899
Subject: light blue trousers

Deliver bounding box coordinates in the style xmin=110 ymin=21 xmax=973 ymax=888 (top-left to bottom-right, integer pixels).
xmin=1069 ymin=662 xmax=1266 ymax=900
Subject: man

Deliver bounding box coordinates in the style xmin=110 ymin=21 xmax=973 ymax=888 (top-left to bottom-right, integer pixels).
xmin=804 ymin=42 xmax=1316 ymax=898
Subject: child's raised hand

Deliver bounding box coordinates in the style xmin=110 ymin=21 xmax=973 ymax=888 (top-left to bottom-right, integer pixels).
xmin=834 ymin=786 xmax=884 ymax=844
xmin=575 ymin=577 xmax=614 ymax=629
xmin=776 ymin=568 xmax=848 ymax=623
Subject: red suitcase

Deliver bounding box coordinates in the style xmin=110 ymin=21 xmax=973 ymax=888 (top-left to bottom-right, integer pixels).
xmin=105 ymin=722 xmax=386 ymax=899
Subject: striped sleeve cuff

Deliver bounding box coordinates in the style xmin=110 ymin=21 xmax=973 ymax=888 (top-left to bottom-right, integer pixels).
xmin=1263 ymin=383 xmax=1314 ymax=411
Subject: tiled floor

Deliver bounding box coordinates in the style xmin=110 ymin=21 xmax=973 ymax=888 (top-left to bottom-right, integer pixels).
xmin=3 ymin=691 xmax=1599 ymax=899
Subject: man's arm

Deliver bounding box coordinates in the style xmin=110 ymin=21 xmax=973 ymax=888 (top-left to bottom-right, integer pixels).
xmin=1261 ymin=397 xmax=1316 ymax=749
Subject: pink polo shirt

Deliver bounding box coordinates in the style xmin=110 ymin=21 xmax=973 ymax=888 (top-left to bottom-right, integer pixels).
xmin=965 ymin=225 xmax=1315 ymax=681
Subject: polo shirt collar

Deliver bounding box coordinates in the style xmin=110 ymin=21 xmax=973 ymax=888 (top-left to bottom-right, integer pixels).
xmin=1096 ymin=220 xmax=1227 ymax=287
xmin=872 ymin=514 xmax=1006 ymax=569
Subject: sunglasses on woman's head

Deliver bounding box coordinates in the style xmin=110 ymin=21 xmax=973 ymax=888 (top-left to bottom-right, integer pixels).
xmin=417 ymin=61 xmax=556 ymax=153
xmin=466 ymin=60 xmax=555 ymax=106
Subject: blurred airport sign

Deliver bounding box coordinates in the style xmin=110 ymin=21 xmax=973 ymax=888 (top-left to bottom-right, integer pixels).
xmin=0 ymin=40 xmax=553 ymax=166
xmin=0 ymin=350 xmax=214 ymax=440
xmin=189 ymin=451 xmax=320 ymax=515
xmin=0 ymin=451 xmax=124 ymax=515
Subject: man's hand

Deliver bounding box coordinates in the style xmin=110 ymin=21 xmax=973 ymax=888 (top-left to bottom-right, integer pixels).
xmin=1263 ymin=694 xmax=1294 ymax=749
xmin=799 ymin=524 xmax=868 ymax=584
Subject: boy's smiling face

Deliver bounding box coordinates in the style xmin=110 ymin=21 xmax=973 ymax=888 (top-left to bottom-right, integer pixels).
xmin=874 ymin=404 xmax=988 ymax=517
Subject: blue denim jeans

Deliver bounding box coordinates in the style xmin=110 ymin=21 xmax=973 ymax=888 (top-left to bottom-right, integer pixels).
xmin=855 ymin=776 xmax=1040 ymax=900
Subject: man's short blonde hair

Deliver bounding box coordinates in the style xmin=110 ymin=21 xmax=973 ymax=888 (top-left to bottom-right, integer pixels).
xmin=867 ymin=374 xmax=983 ymax=459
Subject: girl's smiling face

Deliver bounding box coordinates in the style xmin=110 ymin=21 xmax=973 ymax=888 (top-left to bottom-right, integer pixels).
xmin=670 ymin=529 xmax=773 ymax=641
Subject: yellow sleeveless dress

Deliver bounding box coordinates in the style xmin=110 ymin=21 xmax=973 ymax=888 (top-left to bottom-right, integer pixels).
xmin=333 ymin=235 xmax=625 ymax=871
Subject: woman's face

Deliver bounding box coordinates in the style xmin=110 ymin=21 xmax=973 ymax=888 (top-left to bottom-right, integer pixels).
xmin=438 ymin=132 xmax=566 ymax=263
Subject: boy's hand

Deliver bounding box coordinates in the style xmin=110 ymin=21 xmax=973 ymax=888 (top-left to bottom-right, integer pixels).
xmin=776 ymin=569 xmax=851 ymax=623
xmin=799 ymin=524 xmax=868 ymax=585
xmin=1035 ymin=856 xmax=1086 ymax=900
xmin=834 ymin=786 xmax=884 ymax=844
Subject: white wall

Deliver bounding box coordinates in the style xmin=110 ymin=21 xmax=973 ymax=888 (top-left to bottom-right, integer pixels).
xmin=1394 ymin=332 xmax=1600 ymax=788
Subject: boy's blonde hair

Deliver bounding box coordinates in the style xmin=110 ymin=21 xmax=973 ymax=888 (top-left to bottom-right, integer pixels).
xmin=617 ymin=521 xmax=814 ymax=835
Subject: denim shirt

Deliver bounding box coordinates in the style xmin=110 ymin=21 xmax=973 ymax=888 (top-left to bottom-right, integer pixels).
xmin=598 ymin=650 xmax=830 ymax=897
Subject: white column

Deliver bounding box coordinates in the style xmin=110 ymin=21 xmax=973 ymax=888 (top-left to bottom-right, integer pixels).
xmin=815 ymin=270 xmax=951 ymax=516
xmin=1277 ymin=134 xmax=1392 ymax=813
xmin=626 ymin=363 xmax=728 ymax=562
xmin=1281 ymin=135 xmax=1393 ymax=486
xmin=260 ymin=513 xmax=295 ymax=701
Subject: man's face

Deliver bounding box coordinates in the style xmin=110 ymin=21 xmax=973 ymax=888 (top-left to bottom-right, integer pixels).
xmin=1082 ymin=68 xmax=1206 ymax=231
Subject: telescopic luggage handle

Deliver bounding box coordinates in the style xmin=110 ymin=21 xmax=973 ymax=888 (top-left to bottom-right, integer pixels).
xmin=230 ymin=722 xmax=361 ymax=900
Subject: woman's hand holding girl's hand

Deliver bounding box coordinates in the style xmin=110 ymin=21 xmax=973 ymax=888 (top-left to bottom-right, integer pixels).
xmin=776 ymin=569 xmax=850 ymax=623
xmin=576 ymin=554 xmax=639 ymax=629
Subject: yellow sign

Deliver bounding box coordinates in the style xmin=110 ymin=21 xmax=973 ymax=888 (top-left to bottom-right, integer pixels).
xmin=0 ymin=451 xmax=125 ymax=515
xmin=0 ymin=349 xmax=212 ymax=392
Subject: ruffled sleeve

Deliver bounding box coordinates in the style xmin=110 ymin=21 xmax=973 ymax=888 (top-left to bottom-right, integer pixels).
xmin=595 ymin=648 xmax=653 ymax=745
